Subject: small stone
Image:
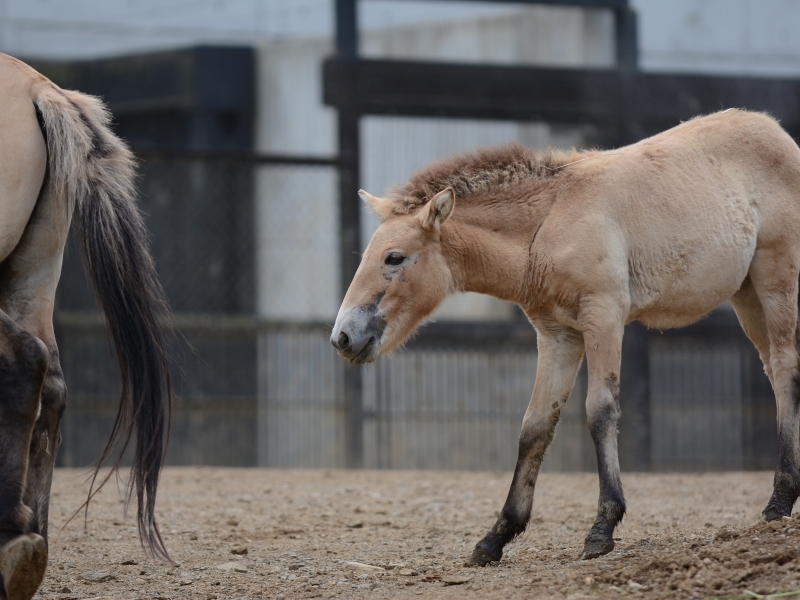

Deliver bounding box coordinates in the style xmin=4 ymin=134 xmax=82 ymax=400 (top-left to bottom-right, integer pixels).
xmin=609 ymin=585 xmax=625 ymax=594
xmin=120 ymin=559 xmax=137 ymax=565
xmin=190 ymin=534 xmax=198 ymax=540
xmin=78 ymin=571 xmax=116 ymax=582
xmin=399 ymin=568 xmax=418 ymax=576
xmin=230 ymin=547 xmax=248 ymax=555
xmin=345 ymin=561 xmax=385 ymax=572
xmin=215 ymin=562 xmax=248 ymax=573
xmin=714 ymin=527 xmax=738 ymax=541
xmin=179 ymin=579 xmax=192 ymax=586
xmin=60 ymin=587 xmax=72 ymax=593
xmin=226 ymin=519 xmax=239 ymax=527
xmin=584 ymin=576 xmax=594 ymax=585
xmin=442 ymin=575 xmax=473 ymax=586
xmin=347 ymin=522 xmax=364 ymax=529
xmin=628 ymin=580 xmax=646 ymax=590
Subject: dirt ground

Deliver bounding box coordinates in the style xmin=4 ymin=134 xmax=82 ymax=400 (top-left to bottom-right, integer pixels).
xmin=31 ymin=468 xmax=800 ymax=599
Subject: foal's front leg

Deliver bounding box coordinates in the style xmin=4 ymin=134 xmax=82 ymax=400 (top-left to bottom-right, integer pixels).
xmin=467 ymin=323 xmax=584 ymax=566
xmin=580 ymin=315 xmax=626 ymax=559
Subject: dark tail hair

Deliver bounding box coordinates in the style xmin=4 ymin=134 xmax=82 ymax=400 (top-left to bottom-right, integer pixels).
xmin=33 ymin=84 xmax=173 ymax=562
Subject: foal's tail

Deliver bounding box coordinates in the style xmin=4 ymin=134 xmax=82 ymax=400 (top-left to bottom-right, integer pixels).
xmin=33 ymin=83 xmax=173 ymax=562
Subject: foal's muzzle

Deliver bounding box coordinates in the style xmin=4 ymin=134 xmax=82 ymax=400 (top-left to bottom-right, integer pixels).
xmin=330 ymin=304 xmax=385 ymax=366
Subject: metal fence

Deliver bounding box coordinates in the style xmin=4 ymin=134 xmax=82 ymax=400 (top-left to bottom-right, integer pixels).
xmin=53 ymin=151 xmax=778 ymax=474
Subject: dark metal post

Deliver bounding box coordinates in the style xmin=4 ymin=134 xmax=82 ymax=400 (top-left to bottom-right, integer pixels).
xmin=614 ymin=5 xmax=650 ymax=471
xmin=615 ymin=5 xmax=640 ymax=145
xmin=336 ymin=0 xmax=364 ymax=468
xmin=619 ymin=322 xmax=651 ymax=471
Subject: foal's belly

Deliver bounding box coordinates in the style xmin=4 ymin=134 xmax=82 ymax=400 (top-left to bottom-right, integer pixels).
xmin=627 ymin=238 xmax=754 ymax=330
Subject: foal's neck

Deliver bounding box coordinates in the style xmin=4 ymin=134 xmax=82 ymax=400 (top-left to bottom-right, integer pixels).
xmin=442 ymin=190 xmax=555 ymax=305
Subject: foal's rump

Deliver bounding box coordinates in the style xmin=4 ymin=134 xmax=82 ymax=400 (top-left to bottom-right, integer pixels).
xmin=602 ymin=110 xmax=800 ymax=328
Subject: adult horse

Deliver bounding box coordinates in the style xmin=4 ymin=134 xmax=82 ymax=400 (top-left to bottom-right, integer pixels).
xmin=331 ymin=109 xmax=800 ymax=566
xmin=0 ymin=54 xmax=171 ymax=598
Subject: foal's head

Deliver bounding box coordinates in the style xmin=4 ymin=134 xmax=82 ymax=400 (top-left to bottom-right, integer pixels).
xmin=330 ymin=188 xmax=455 ymax=365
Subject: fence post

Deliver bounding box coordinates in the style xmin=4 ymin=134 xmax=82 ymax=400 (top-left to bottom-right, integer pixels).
xmin=336 ymin=0 xmax=364 ymax=468
xmin=619 ymin=321 xmax=651 ymax=471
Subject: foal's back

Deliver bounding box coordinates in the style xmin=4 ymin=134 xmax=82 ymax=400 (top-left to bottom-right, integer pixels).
xmin=549 ymin=110 xmax=800 ymax=328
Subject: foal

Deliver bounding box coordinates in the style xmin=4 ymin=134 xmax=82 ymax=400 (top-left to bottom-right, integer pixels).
xmin=331 ymin=109 xmax=800 ymax=565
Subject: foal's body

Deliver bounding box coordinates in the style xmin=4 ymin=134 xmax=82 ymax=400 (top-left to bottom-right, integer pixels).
xmin=0 ymin=54 xmax=171 ymax=599
xmin=332 ymin=109 xmax=800 ymax=564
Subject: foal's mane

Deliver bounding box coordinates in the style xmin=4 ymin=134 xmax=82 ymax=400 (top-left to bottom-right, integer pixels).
xmin=388 ymin=143 xmax=585 ymax=214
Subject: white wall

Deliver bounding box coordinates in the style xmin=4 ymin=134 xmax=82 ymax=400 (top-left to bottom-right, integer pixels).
xmin=633 ymin=0 xmax=800 ymax=77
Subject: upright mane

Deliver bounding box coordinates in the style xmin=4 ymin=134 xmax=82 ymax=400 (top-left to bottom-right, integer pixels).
xmin=388 ymin=142 xmax=586 ymax=214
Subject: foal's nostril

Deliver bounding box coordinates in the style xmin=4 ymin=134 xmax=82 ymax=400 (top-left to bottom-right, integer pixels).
xmin=337 ymin=331 xmax=350 ymax=350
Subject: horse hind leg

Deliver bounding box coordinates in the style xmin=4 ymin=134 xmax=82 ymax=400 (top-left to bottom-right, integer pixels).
xmin=0 ymin=173 xmax=71 ymax=563
xmin=730 ymin=276 xmax=774 ymax=386
xmin=746 ymin=250 xmax=800 ymax=521
xmin=0 ymin=311 xmax=50 ymax=600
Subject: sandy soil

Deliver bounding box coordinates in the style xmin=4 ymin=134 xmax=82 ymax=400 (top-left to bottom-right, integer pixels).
xmin=31 ymin=468 xmax=800 ymax=599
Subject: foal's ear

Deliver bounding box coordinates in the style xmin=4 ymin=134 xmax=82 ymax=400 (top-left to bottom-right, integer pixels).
xmin=418 ymin=187 xmax=455 ymax=231
xmin=359 ymin=189 xmax=395 ymax=222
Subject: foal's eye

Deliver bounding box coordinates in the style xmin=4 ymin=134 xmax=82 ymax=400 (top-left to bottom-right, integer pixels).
xmin=384 ymin=252 xmax=406 ymax=266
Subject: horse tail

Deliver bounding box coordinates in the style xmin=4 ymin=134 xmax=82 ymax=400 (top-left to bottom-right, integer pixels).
xmin=32 ymin=83 xmax=173 ymax=562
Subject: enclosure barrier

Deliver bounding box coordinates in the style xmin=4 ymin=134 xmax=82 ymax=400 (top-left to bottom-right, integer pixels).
xmin=54 ymin=309 xmax=776 ymax=473
xmin=51 ymin=149 xmax=777 ymax=473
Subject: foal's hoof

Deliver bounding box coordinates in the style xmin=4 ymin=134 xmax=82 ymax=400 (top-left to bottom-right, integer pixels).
xmin=0 ymin=534 xmax=47 ymax=600
xmin=465 ymin=539 xmax=503 ymax=567
xmin=762 ymin=506 xmax=790 ymax=522
xmin=579 ymin=536 xmax=614 ymax=560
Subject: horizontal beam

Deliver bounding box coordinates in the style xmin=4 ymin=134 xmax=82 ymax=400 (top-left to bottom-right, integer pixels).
xmin=131 ymin=145 xmax=340 ymax=166
xmin=324 ymin=58 xmax=620 ymax=125
xmin=362 ymin=0 xmax=628 ymax=8
xmin=323 ymin=58 xmax=800 ymax=137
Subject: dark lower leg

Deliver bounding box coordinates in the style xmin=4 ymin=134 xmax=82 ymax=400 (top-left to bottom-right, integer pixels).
xmin=581 ymin=377 xmax=626 ymax=560
xmin=467 ymin=325 xmax=584 ymax=567
xmin=763 ymin=373 xmax=800 ymax=520
xmin=0 ymin=317 xmax=48 ymax=547
xmin=467 ymin=419 xmax=555 ymax=566
xmin=22 ymin=351 xmax=65 ymax=542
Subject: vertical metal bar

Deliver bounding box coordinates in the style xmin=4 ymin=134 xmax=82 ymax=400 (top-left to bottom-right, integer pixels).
xmin=614 ymin=6 xmax=639 ymax=145
xmin=336 ymin=0 xmax=364 ymax=468
xmin=613 ymin=5 xmax=649 ymax=471
xmin=336 ymin=0 xmax=358 ymax=57
xmin=619 ymin=321 xmax=651 ymax=471
xmin=614 ymin=6 xmax=637 ymax=74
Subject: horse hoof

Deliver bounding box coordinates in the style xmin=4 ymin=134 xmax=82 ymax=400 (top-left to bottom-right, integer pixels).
xmin=0 ymin=534 xmax=47 ymax=600
xmin=579 ymin=537 xmax=614 ymax=560
xmin=762 ymin=506 xmax=790 ymax=522
xmin=465 ymin=541 xmax=502 ymax=567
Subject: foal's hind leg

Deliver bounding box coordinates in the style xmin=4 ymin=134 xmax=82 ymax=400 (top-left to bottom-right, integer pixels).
xmin=467 ymin=322 xmax=584 ymax=566
xmin=730 ymin=276 xmax=774 ymax=385
xmin=748 ymin=251 xmax=800 ymax=520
